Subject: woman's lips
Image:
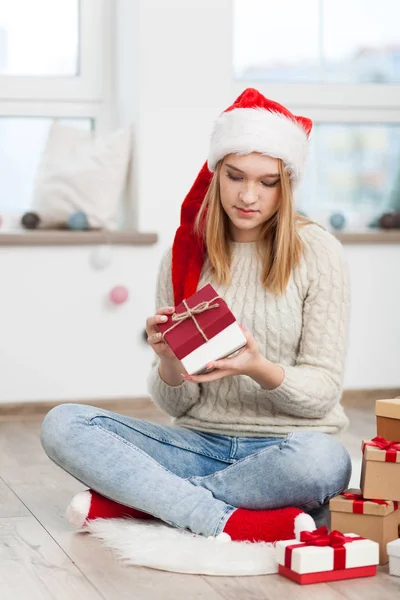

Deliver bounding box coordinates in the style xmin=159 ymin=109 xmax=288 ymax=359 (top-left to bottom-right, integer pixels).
xmin=235 ymin=207 xmax=258 ymax=217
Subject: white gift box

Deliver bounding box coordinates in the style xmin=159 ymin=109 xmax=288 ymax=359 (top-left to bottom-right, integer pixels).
xmin=276 ymin=533 xmax=379 ymax=574
xmin=182 ymin=321 xmax=246 ymax=375
xmin=387 ymin=539 xmax=400 ymax=577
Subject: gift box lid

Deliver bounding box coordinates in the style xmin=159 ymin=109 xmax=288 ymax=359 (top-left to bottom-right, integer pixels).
xmin=387 ymin=538 xmax=400 ymax=558
xmin=376 ymin=398 xmax=400 ymax=420
xmin=362 ymin=438 xmax=400 ymax=463
xmin=157 ymin=284 xmax=236 ymax=359
xmin=329 ymin=488 xmax=399 ymax=516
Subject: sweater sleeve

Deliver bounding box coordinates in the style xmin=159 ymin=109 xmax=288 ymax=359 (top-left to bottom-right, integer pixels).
xmin=147 ymin=247 xmax=201 ymax=418
xmin=263 ymin=227 xmax=350 ymax=419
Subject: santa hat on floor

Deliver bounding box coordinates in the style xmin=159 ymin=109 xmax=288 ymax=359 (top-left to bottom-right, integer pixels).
xmin=171 ymin=88 xmax=313 ymax=306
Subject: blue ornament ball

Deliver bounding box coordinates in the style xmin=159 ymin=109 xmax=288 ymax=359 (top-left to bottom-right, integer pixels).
xmin=329 ymin=212 xmax=346 ymax=230
xmin=67 ymin=211 xmax=89 ymax=230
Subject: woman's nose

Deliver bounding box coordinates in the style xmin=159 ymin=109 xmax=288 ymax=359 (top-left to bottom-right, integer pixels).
xmin=240 ymin=185 xmax=258 ymax=205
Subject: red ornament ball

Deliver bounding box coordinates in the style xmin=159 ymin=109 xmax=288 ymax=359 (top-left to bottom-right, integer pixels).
xmin=109 ymin=285 xmax=129 ymax=305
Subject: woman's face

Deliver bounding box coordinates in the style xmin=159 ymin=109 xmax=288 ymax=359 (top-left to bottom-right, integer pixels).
xmin=219 ymin=153 xmax=281 ymax=242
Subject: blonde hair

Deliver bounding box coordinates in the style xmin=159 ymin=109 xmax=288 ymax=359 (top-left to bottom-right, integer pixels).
xmin=194 ymin=159 xmax=313 ymax=295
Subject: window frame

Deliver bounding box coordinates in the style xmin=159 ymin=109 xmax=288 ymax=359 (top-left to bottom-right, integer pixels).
xmin=0 ymin=0 xmax=114 ymax=132
xmin=0 ymin=0 xmax=115 ymax=221
xmin=232 ymin=0 xmax=400 ymax=111
xmin=232 ymin=0 xmax=400 ymax=228
xmin=0 ymin=0 xmax=111 ymax=102
xmin=232 ymin=0 xmax=400 ymax=128
xmin=232 ymin=82 xmax=400 ymax=112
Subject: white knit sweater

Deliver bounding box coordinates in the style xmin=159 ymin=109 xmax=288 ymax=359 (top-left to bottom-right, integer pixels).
xmin=147 ymin=224 xmax=350 ymax=436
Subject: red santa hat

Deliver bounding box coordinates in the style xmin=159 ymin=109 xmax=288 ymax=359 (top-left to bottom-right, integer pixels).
xmin=171 ymin=88 xmax=312 ymax=306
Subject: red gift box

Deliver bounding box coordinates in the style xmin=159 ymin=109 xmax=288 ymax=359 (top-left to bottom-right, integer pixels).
xmin=157 ymin=284 xmax=246 ymax=375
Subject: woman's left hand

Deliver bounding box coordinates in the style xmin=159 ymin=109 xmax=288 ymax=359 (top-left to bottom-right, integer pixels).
xmin=183 ymin=324 xmax=262 ymax=383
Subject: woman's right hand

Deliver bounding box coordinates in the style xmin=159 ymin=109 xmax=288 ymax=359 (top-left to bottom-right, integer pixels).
xmin=145 ymin=306 xmax=177 ymax=360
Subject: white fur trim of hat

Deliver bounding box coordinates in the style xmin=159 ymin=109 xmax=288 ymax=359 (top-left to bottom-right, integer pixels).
xmin=207 ymin=107 xmax=309 ymax=182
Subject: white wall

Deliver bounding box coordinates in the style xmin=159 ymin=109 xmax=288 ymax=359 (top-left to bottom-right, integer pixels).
xmin=118 ymin=0 xmax=232 ymax=240
xmin=0 ymin=245 xmax=159 ymax=402
xmin=345 ymin=244 xmax=400 ymax=389
xmin=0 ymin=0 xmax=399 ymax=403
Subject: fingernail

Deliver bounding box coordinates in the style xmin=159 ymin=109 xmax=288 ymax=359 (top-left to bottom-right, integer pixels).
xmin=168 ymin=307 xmax=175 ymax=312
xmin=160 ymin=316 xmax=168 ymax=322
xmin=206 ymin=363 xmax=213 ymax=370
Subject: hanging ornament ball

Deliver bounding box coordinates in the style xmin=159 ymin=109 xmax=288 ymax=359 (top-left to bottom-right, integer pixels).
xmin=21 ymin=212 xmax=41 ymax=230
xmin=329 ymin=212 xmax=346 ymax=230
xmin=90 ymin=245 xmax=113 ymax=269
xmin=109 ymin=285 xmax=129 ymax=305
xmin=67 ymin=211 xmax=89 ymax=230
xmin=379 ymin=212 xmax=400 ymax=229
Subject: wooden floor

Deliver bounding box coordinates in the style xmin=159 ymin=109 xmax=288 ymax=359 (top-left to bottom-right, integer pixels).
xmin=1 ymin=401 xmax=400 ymax=600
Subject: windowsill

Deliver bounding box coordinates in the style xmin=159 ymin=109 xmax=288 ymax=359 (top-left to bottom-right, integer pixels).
xmin=0 ymin=229 xmax=399 ymax=246
xmin=0 ymin=230 xmax=158 ymax=246
xmin=333 ymin=230 xmax=400 ymax=244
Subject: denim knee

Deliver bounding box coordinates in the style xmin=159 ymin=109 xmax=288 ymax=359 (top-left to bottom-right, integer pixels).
xmin=291 ymin=431 xmax=352 ymax=508
xmin=40 ymin=403 xmax=90 ymax=463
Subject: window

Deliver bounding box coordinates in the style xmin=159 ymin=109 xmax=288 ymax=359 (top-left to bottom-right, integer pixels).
xmin=0 ymin=1 xmax=79 ymax=76
xmin=0 ymin=117 xmax=93 ymax=213
xmin=297 ymin=124 xmax=400 ymax=227
xmin=0 ymin=0 xmax=112 ymax=218
xmin=233 ymin=0 xmax=400 ymax=228
xmin=234 ymin=0 xmax=400 ymax=84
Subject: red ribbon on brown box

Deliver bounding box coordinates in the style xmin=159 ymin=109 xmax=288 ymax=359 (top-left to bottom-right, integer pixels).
xmin=362 ymin=436 xmax=400 ymax=463
xmin=284 ymin=526 xmax=363 ymax=571
xmin=342 ymin=492 xmax=398 ymax=514
xmin=157 ymin=284 xmax=236 ymax=360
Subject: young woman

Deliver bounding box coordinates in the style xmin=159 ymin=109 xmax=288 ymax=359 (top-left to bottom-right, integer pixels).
xmin=40 ymin=88 xmax=351 ymax=543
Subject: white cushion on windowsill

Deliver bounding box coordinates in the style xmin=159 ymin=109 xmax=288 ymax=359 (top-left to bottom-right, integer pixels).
xmin=32 ymin=123 xmax=132 ymax=230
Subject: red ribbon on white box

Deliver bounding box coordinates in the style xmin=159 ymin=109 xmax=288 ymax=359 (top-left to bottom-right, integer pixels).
xmin=284 ymin=527 xmax=363 ymax=571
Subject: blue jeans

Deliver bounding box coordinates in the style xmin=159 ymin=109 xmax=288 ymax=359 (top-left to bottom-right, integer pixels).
xmin=40 ymin=404 xmax=352 ymax=537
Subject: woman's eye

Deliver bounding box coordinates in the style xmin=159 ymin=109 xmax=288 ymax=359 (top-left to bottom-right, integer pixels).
xmin=227 ymin=172 xmax=242 ymax=181
xmin=227 ymin=172 xmax=280 ymax=187
xmin=261 ymin=180 xmax=280 ymax=188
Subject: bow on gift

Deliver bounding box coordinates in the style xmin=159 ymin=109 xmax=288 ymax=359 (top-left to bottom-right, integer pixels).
xmin=363 ymin=436 xmax=400 ymax=463
xmin=300 ymin=526 xmax=356 ymax=547
xmin=161 ymin=296 xmax=221 ymax=342
xmin=284 ymin=527 xmax=363 ymax=571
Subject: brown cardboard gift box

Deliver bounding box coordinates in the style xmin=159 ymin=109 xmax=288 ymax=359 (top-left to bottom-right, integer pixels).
xmin=330 ymin=488 xmax=400 ymax=564
xmin=376 ymin=398 xmax=400 ymax=441
xmin=360 ymin=438 xmax=400 ymax=501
